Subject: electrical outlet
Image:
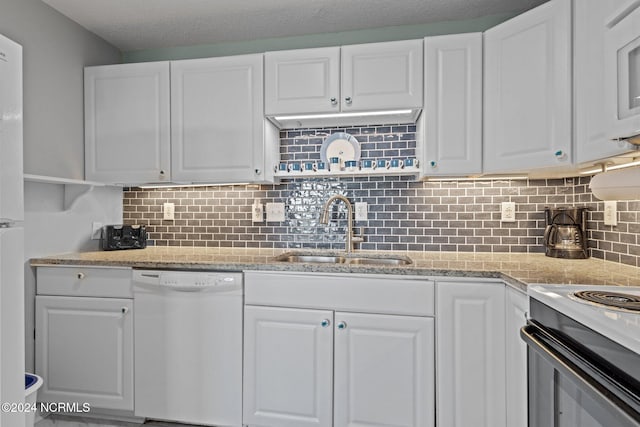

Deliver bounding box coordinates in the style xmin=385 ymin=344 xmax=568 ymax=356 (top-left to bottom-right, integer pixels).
xmin=501 ymin=202 xmax=516 ymax=222
xmin=252 ymin=200 xmax=264 ymax=223
xmin=355 ymin=202 xmax=368 ymax=221
xmin=163 ymin=202 xmax=175 ymax=220
xmin=91 ymin=222 xmax=103 ymax=240
xmin=604 ymin=201 xmax=618 ymax=226
xmin=266 ymin=203 xmax=285 ymax=222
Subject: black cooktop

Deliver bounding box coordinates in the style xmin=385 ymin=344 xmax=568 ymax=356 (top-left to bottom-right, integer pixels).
xmin=573 ymin=290 xmax=640 ymax=312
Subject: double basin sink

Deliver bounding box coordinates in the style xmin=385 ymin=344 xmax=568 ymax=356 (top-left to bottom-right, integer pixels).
xmin=274 ymin=252 xmax=413 ymax=266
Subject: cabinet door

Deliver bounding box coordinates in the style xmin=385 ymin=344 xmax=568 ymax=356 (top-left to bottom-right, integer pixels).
xmin=171 ymin=54 xmax=265 ymax=183
xmin=84 ymin=62 xmax=170 ymax=184
xmin=423 ymin=33 xmax=482 ymax=176
xmin=265 ymin=47 xmax=340 ymax=115
xmin=243 ymin=305 xmax=333 ymax=427
xmin=484 ymin=0 xmax=572 ymax=172
xmin=505 ymin=288 xmax=529 ymax=427
xmin=342 ymin=40 xmax=423 ymax=112
xmin=334 ymin=312 xmax=434 ymax=427
xmin=576 ymin=0 xmax=634 ymax=164
xmin=436 ymin=281 xmax=506 ymax=427
xmin=35 ymin=296 xmax=133 ymax=411
xmin=605 ymin=1 xmax=640 ymax=140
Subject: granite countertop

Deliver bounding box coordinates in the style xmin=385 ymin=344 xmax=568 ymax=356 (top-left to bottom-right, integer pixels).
xmin=29 ymin=247 xmax=640 ymax=292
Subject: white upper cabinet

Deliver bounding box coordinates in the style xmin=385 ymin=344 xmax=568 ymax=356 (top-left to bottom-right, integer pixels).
xmin=171 ymin=54 xmax=271 ymax=183
xmin=341 ymin=40 xmax=423 ymax=112
xmin=575 ymin=0 xmax=635 ymax=164
xmin=85 ymin=62 xmax=171 ymax=184
xmin=265 ymin=47 xmax=340 ymax=115
xmin=265 ymin=40 xmax=423 ymax=127
xmin=422 ymin=33 xmax=482 ymax=176
xmin=484 ymin=0 xmax=572 ymax=173
xmin=605 ymin=0 xmax=640 ymax=141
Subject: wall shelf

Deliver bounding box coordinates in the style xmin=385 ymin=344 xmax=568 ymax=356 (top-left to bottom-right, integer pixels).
xmin=24 ymin=174 xmax=120 ymax=210
xmin=274 ymin=168 xmax=420 ymax=180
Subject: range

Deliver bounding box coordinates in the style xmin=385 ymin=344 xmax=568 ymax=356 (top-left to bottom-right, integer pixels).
xmin=524 ymin=284 xmax=640 ymax=427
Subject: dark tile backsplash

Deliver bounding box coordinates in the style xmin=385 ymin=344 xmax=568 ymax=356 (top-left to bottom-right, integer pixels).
xmin=123 ymin=124 xmax=640 ymax=267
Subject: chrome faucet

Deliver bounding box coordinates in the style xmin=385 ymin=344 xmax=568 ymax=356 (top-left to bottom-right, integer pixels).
xmin=319 ymin=194 xmax=364 ymax=254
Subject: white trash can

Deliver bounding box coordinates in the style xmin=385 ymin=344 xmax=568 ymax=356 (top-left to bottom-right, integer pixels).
xmin=25 ymin=373 xmax=43 ymax=427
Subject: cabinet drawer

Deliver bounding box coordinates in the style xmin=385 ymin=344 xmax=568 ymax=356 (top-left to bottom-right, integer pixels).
xmin=37 ymin=266 xmax=133 ymax=298
xmin=245 ymin=271 xmax=434 ymax=316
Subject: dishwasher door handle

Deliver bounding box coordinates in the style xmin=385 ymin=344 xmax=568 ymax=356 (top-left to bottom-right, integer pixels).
xmin=158 ymin=284 xmax=219 ymax=292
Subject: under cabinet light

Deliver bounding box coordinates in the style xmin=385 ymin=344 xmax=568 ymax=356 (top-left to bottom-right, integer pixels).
xmin=609 ymin=160 xmax=640 ymax=170
xmin=273 ymin=109 xmax=414 ymax=121
xmin=136 ymin=182 xmax=249 ymax=189
xmin=580 ymin=160 xmax=640 ymax=175
xmin=580 ymin=166 xmax=606 ymax=175
xmin=426 ymin=175 xmax=528 ymax=182
xmin=425 ymin=175 xmax=529 ymax=182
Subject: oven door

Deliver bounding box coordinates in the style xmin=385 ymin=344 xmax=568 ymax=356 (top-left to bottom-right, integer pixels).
xmin=522 ymin=322 xmax=640 ymax=427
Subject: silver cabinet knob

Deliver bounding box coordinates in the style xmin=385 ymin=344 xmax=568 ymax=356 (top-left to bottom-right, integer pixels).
xmin=121 ymin=307 xmax=129 ymax=314
xmin=337 ymin=321 xmax=347 ymax=330
xmin=76 ymin=272 xmax=85 ymax=280
xmin=344 ymin=97 xmax=352 ymax=105
xmin=321 ymin=319 xmax=330 ymax=328
xmin=255 ymin=168 xmax=261 ymax=175
xmin=330 ymin=97 xmax=337 ymax=106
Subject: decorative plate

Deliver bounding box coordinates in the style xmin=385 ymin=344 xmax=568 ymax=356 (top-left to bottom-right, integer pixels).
xmin=320 ymin=132 xmax=361 ymax=166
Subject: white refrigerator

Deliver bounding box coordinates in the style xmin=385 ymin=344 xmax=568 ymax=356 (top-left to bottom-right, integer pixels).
xmin=0 ymin=33 xmax=25 ymax=427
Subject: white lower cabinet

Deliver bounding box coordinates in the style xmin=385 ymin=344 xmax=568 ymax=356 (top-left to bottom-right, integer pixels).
xmin=333 ymin=312 xmax=434 ymax=427
xmin=35 ymin=296 xmax=133 ymax=411
xmin=35 ymin=266 xmax=134 ymax=413
xmin=243 ymin=306 xmax=334 ymax=427
xmin=505 ymin=287 xmax=529 ymax=427
xmin=436 ymin=281 xmax=507 ymax=427
xmin=244 ymin=305 xmax=434 ymax=427
xmin=243 ymin=272 xmax=435 ymax=427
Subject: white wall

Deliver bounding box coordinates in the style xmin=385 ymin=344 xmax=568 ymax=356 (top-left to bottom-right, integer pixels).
xmin=0 ymin=0 xmax=121 ymax=179
xmin=0 ymin=0 xmax=123 ymax=379
xmin=24 ymin=182 xmax=123 ymax=372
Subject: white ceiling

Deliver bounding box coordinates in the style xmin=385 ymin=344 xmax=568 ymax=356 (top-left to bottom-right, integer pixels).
xmin=42 ymin=0 xmax=547 ymax=52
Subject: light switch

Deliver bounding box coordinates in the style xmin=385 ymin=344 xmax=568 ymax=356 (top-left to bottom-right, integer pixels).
xmin=266 ymin=203 xmax=285 ymax=222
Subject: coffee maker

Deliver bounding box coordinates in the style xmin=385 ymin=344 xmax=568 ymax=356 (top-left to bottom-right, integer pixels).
xmin=543 ymin=207 xmax=589 ymax=259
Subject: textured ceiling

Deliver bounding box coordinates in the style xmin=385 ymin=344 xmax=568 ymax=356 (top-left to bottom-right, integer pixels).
xmin=42 ymin=0 xmax=548 ymax=52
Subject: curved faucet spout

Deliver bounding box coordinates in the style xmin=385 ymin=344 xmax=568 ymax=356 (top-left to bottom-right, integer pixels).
xmin=320 ymin=194 xmax=361 ymax=253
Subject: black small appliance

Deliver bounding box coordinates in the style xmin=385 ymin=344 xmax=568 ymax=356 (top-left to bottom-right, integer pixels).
xmin=101 ymin=224 xmax=147 ymax=250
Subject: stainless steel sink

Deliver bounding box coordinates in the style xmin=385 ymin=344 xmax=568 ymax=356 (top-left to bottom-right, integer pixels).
xmin=275 ymin=254 xmax=347 ymax=264
xmin=274 ymin=252 xmax=412 ymax=266
xmin=347 ymin=257 xmax=412 ymax=266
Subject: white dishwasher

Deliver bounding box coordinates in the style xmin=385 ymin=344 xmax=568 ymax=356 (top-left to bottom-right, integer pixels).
xmin=133 ymin=269 xmax=243 ymax=427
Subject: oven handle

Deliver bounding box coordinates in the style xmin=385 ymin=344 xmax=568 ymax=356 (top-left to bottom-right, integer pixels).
xmin=521 ymin=324 xmax=640 ymax=425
